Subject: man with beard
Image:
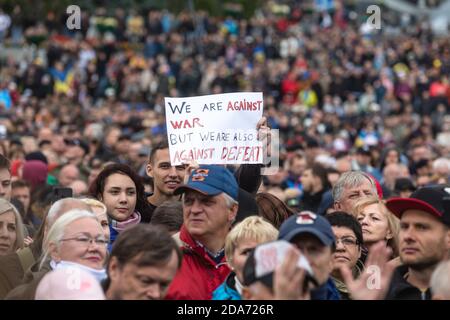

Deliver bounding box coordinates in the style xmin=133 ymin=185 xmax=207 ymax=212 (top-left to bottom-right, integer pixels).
xmin=385 ymin=185 xmax=450 ymax=299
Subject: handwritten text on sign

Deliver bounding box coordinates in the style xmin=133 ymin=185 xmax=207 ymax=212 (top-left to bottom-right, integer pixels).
xmin=165 ymin=92 xmax=263 ymax=165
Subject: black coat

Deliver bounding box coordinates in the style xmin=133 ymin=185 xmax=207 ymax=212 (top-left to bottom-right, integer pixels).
xmin=385 ymin=265 xmax=432 ymax=300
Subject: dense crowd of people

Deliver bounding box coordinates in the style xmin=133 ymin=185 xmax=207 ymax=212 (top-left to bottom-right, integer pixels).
xmin=0 ymin=0 xmax=449 ymax=300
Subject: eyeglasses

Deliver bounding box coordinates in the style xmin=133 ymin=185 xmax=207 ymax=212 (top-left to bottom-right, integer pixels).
xmin=60 ymin=235 xmax=108 ymax=247
xmin=335 ymin=237 xmax=359 ymax=248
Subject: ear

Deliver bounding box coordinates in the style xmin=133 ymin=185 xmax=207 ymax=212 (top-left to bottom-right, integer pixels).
xmin=385 ymin=229 xmax=393 ymax=240
xmin=327 ymin=247 xmax=334 ymax=274
xmin=146 ymin=163 xmax=154 ymax=179
xmin=445 ymin=228 xmax=450 ymax=251
xmin=228 ymin=204 xmax=238 ymax=223
xmin=49 ymin=242 xmax=61 ymax=262
xmin=333 ymin=201 xmax=342 ymax=211
xmin=108 ymin=256 xmax=121 ymax=282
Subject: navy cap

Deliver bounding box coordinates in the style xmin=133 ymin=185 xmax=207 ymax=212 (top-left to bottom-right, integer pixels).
xmin=356 ymin=146 xmax=371 ymax=156
xmin=278 ymin=211 xmax=336 ymax=246
xmin=64 ymin=139 xmax=89 ymax=155
xmin=243 ymin=240 xmax=317 ymax=288
xmin=174 ymin=165 xmax=239 ymax=201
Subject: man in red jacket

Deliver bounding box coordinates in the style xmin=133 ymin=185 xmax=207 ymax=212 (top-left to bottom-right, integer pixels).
xmin=165 ymin=165 xmax=239 ymax=300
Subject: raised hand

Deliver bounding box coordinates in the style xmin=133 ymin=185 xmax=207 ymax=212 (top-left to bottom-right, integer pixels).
xmin=341 ymin=241 xmax=395 ymax=300
xmin=182 ymin=160 xmax=200 ymax=184
xmin=273 ymin=246 xmax=310 ymax=300
xmin=256 ymin=116 xmax=271 ymax=158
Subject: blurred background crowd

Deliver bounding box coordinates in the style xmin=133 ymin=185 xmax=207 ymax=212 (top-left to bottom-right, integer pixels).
xmin=0 ymin=0 xmax=449 ymax=226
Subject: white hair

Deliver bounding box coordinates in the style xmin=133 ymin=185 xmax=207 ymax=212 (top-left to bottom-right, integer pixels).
xmin=182 ymin=191 xmax=238 ymax=209
xmin=222 ymin=192 xmax=238 ymax=209
xmin=46 ymin=198 xmax=92 ymax=227
xmin=431 ymin=260 xmax=450 ymax=299
xmin=433 ymin=158 xmax=450 ymax=173
xmin=40 ymin=209 xmax=98 ymax=270
xmin=332 ymin=171 xmax=377 ymax=202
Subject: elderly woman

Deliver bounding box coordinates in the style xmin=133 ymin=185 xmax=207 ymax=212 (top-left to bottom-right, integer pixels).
xmin=0 ymin=198 xmax=25 ymax=256
xmin=5 ymin=209 xmax=107 ymax=300
xmin=212 ymin=216 xmax=278 ymax=300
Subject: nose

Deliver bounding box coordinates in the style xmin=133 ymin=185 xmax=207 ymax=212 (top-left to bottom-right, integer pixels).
xmin=335 ymin=240 xmax=346 ymax=251
xmin=402 ymin=226 xmax=415 ymax=243
xmin=145 ymin=284 xmax=161 ymax=300
xmin=86 ymin=241 xmax=105 ymax=256
xmin=168 ymin=166 xmax=178 ymax=178
xmin=361 ymin=216 xmax=369 ymax=226
xmin=190 ymin=199 xmax=203 ymax=214
xmin=0 ymin=226 xmax=8 ymax=238
xmin=118 ymin=191 xmax=128 ymax=203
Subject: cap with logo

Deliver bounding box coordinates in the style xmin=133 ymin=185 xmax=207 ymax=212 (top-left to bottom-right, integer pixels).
xmin=174 ymin=165 xmax=239 ymax=201
xmin=278 ymin=211 xmax=336 ymax=246
xmin=243 ymin=240 xmax=317 ymax=288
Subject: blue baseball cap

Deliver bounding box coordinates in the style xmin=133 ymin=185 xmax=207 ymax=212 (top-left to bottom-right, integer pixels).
xmin=278 ymin=211 xmax=335 ymax=246
xmin=174 ymin=165 xmax=239 ymax=201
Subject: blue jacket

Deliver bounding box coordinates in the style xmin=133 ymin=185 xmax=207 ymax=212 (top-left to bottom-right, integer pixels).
xmin=212 ymin=273 xmax=241 ymax=300
xmin=311 ymin=278 xmax=341 ymax=300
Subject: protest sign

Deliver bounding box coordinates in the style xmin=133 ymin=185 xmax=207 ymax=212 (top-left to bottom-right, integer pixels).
xmin=165 ymin=92 xmax=263 ymax=165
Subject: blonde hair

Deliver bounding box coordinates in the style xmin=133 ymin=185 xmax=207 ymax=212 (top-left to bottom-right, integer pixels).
xmin=225 ymin=216 xmax=278 ymax=265
xmin=0 ymin=199 xmax=25 ymax=251
xmin=40 ymin=209 xmax=99 ymax=270
xmin=352 ymin=196 xmax=400 ymax=257
xmin=79 ymin=198 xmax=107 ymax=216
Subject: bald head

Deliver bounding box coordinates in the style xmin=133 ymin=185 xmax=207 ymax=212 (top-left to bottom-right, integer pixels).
xmin=58 ymin=165 xmax=80 ymax=187
xmin=383 ymin=163 xmax=410 ymax=190
xmin=335 ymin=158 xmax=352 ymax=174
xmin=38 ymin=128 xmax=54 ymax=142
xmin=69 ymin=180 xmax=88 ymax=196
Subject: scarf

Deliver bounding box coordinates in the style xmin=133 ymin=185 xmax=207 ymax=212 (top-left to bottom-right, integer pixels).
xmin=51 ymin=260 xmax=107 ymax=283
xmin=110 ymin=211 xmax=141 ymax=233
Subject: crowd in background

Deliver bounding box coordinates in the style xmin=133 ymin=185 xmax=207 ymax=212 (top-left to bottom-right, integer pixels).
xmin=0 ymin=0 xmax=449 ymax=301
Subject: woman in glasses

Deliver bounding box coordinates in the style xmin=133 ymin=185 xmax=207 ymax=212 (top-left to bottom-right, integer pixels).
xmin=5 ymin=210 xmax=107 ymax=300
xmin=326 ymin=212 xmax=363 ymax=300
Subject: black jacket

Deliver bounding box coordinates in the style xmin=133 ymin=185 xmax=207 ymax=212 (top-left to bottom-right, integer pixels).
xmin=299 ymin=188 xmax=328 ymax=214
xmin=386 ymin=265 xmax=432 ymax=300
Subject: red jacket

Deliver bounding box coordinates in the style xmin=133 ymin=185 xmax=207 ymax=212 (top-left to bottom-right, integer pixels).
xmin=165 ymin=225 xmax=231 ymax=300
